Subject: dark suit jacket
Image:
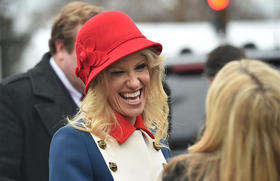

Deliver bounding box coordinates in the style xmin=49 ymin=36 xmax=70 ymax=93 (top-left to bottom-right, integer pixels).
xmin=0 ymin=52 xmax=78 ymax=181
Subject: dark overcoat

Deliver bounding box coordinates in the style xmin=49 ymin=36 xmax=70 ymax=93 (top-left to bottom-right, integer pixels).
xmin=0 ymin=52 xmax=78 ymax=181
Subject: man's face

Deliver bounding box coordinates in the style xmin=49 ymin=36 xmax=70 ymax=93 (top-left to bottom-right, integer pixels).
xmin=63 ymin=46 xmax=85 ymax=93
xmin=58 ymin=25 xmax=85 ymax=93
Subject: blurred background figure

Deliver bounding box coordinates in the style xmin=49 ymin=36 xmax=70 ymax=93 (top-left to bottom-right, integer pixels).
xmin=162 ymin=59 xmax=280 ymax=181
xmin=204 ymin=44 xmax=246 ymax=82
xmin=0 ymin=2 xmax=102 ymax=181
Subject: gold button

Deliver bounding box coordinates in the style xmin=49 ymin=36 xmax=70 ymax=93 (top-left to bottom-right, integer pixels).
xmin=98 ymin=140 xmax=107 ymax=150
xmin=153 ymin=142 xmax=160 ymax=151
xmin=109 ymin=162 xmax=117 ymax=172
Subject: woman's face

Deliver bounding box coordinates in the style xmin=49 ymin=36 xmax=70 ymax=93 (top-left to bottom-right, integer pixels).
xmin=106 ymin=52 xmax=150 ymax=123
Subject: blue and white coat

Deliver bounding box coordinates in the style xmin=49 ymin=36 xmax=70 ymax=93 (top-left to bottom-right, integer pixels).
xmin=49 ymin=114 xmax=170 ymax=181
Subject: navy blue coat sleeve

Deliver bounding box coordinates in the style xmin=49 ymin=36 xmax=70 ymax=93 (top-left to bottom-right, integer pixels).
xmin=49 ymin=125 xmax=94 ymax=181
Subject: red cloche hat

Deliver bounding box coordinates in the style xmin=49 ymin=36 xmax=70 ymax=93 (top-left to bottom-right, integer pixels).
xmin=75 ymin=11 xmax=163 ymax=93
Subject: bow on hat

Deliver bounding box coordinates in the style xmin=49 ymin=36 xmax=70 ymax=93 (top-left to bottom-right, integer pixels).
xmin=75 ymin=39 xmax=109 ymax=84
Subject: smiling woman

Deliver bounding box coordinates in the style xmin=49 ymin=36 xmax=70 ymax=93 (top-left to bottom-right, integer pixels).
xmin=105 ymin=52 xmax=150 ymax=124
xmin=49 ymin=11 xmax=170 ymax=181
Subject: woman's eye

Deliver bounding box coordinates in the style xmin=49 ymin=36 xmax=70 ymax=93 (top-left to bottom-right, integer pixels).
xmin=135 ymin=63 xmax=147 ymax=70
xmin=110 ymin=70 xmax=124 ymax=76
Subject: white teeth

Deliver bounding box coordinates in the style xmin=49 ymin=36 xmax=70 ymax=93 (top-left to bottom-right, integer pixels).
xmin=127 ymin=96 xmax=140 ymax=103
xmin=122 ymin=90 xmax=140 ymax=98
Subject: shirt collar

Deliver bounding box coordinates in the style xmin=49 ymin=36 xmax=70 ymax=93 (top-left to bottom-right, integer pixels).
xmin=49 ymin=57 xmax=82 ymax=106
xmin=110 ymin=112 xmax=154 ymax=144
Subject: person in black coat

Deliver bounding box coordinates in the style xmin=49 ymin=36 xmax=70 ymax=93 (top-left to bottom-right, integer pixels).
xmin=0 ymin=2 xmax=102 ymax=181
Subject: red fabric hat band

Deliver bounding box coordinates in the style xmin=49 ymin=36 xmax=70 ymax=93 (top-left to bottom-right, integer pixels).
xmin=75 ymin=11 xmax=162 ymax=94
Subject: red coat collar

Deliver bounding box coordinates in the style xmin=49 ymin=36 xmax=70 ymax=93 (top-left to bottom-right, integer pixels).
xmin=110 ymin=112 xmax=154 ymax=144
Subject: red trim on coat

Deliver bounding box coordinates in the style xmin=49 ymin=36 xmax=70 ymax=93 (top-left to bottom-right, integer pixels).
xmin=110 ymin=112 xmax=154 ymax=144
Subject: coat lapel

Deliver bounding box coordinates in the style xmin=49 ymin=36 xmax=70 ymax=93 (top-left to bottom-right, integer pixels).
xmin=29 ymin=53 xmax=78 ymax=136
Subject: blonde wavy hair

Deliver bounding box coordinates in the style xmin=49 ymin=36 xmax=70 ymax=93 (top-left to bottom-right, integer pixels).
xmin=164 ymin=59 xmax=280 ymax=181
xmin=69 ymin=48 xmax=169 ymax=147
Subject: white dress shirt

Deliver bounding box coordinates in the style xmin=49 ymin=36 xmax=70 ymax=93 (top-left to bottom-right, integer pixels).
xmin=49 ymin=57 xmax=82 ymax=107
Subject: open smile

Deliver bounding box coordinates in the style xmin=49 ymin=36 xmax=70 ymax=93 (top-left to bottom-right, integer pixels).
xmin=119 ymin=89 xmax=142 ymax=104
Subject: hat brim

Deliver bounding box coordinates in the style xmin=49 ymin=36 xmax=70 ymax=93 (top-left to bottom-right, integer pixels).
xmin=84 ymin=37 xmax=162 ymax=93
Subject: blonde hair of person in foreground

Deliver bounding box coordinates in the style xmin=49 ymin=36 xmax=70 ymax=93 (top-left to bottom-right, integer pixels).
xmin=162 ymin=59 xmax=280 ymax=181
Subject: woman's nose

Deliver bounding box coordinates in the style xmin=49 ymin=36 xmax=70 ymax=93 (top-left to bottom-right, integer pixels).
xmin=126 ymin=73 xmax=140 ymax=89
